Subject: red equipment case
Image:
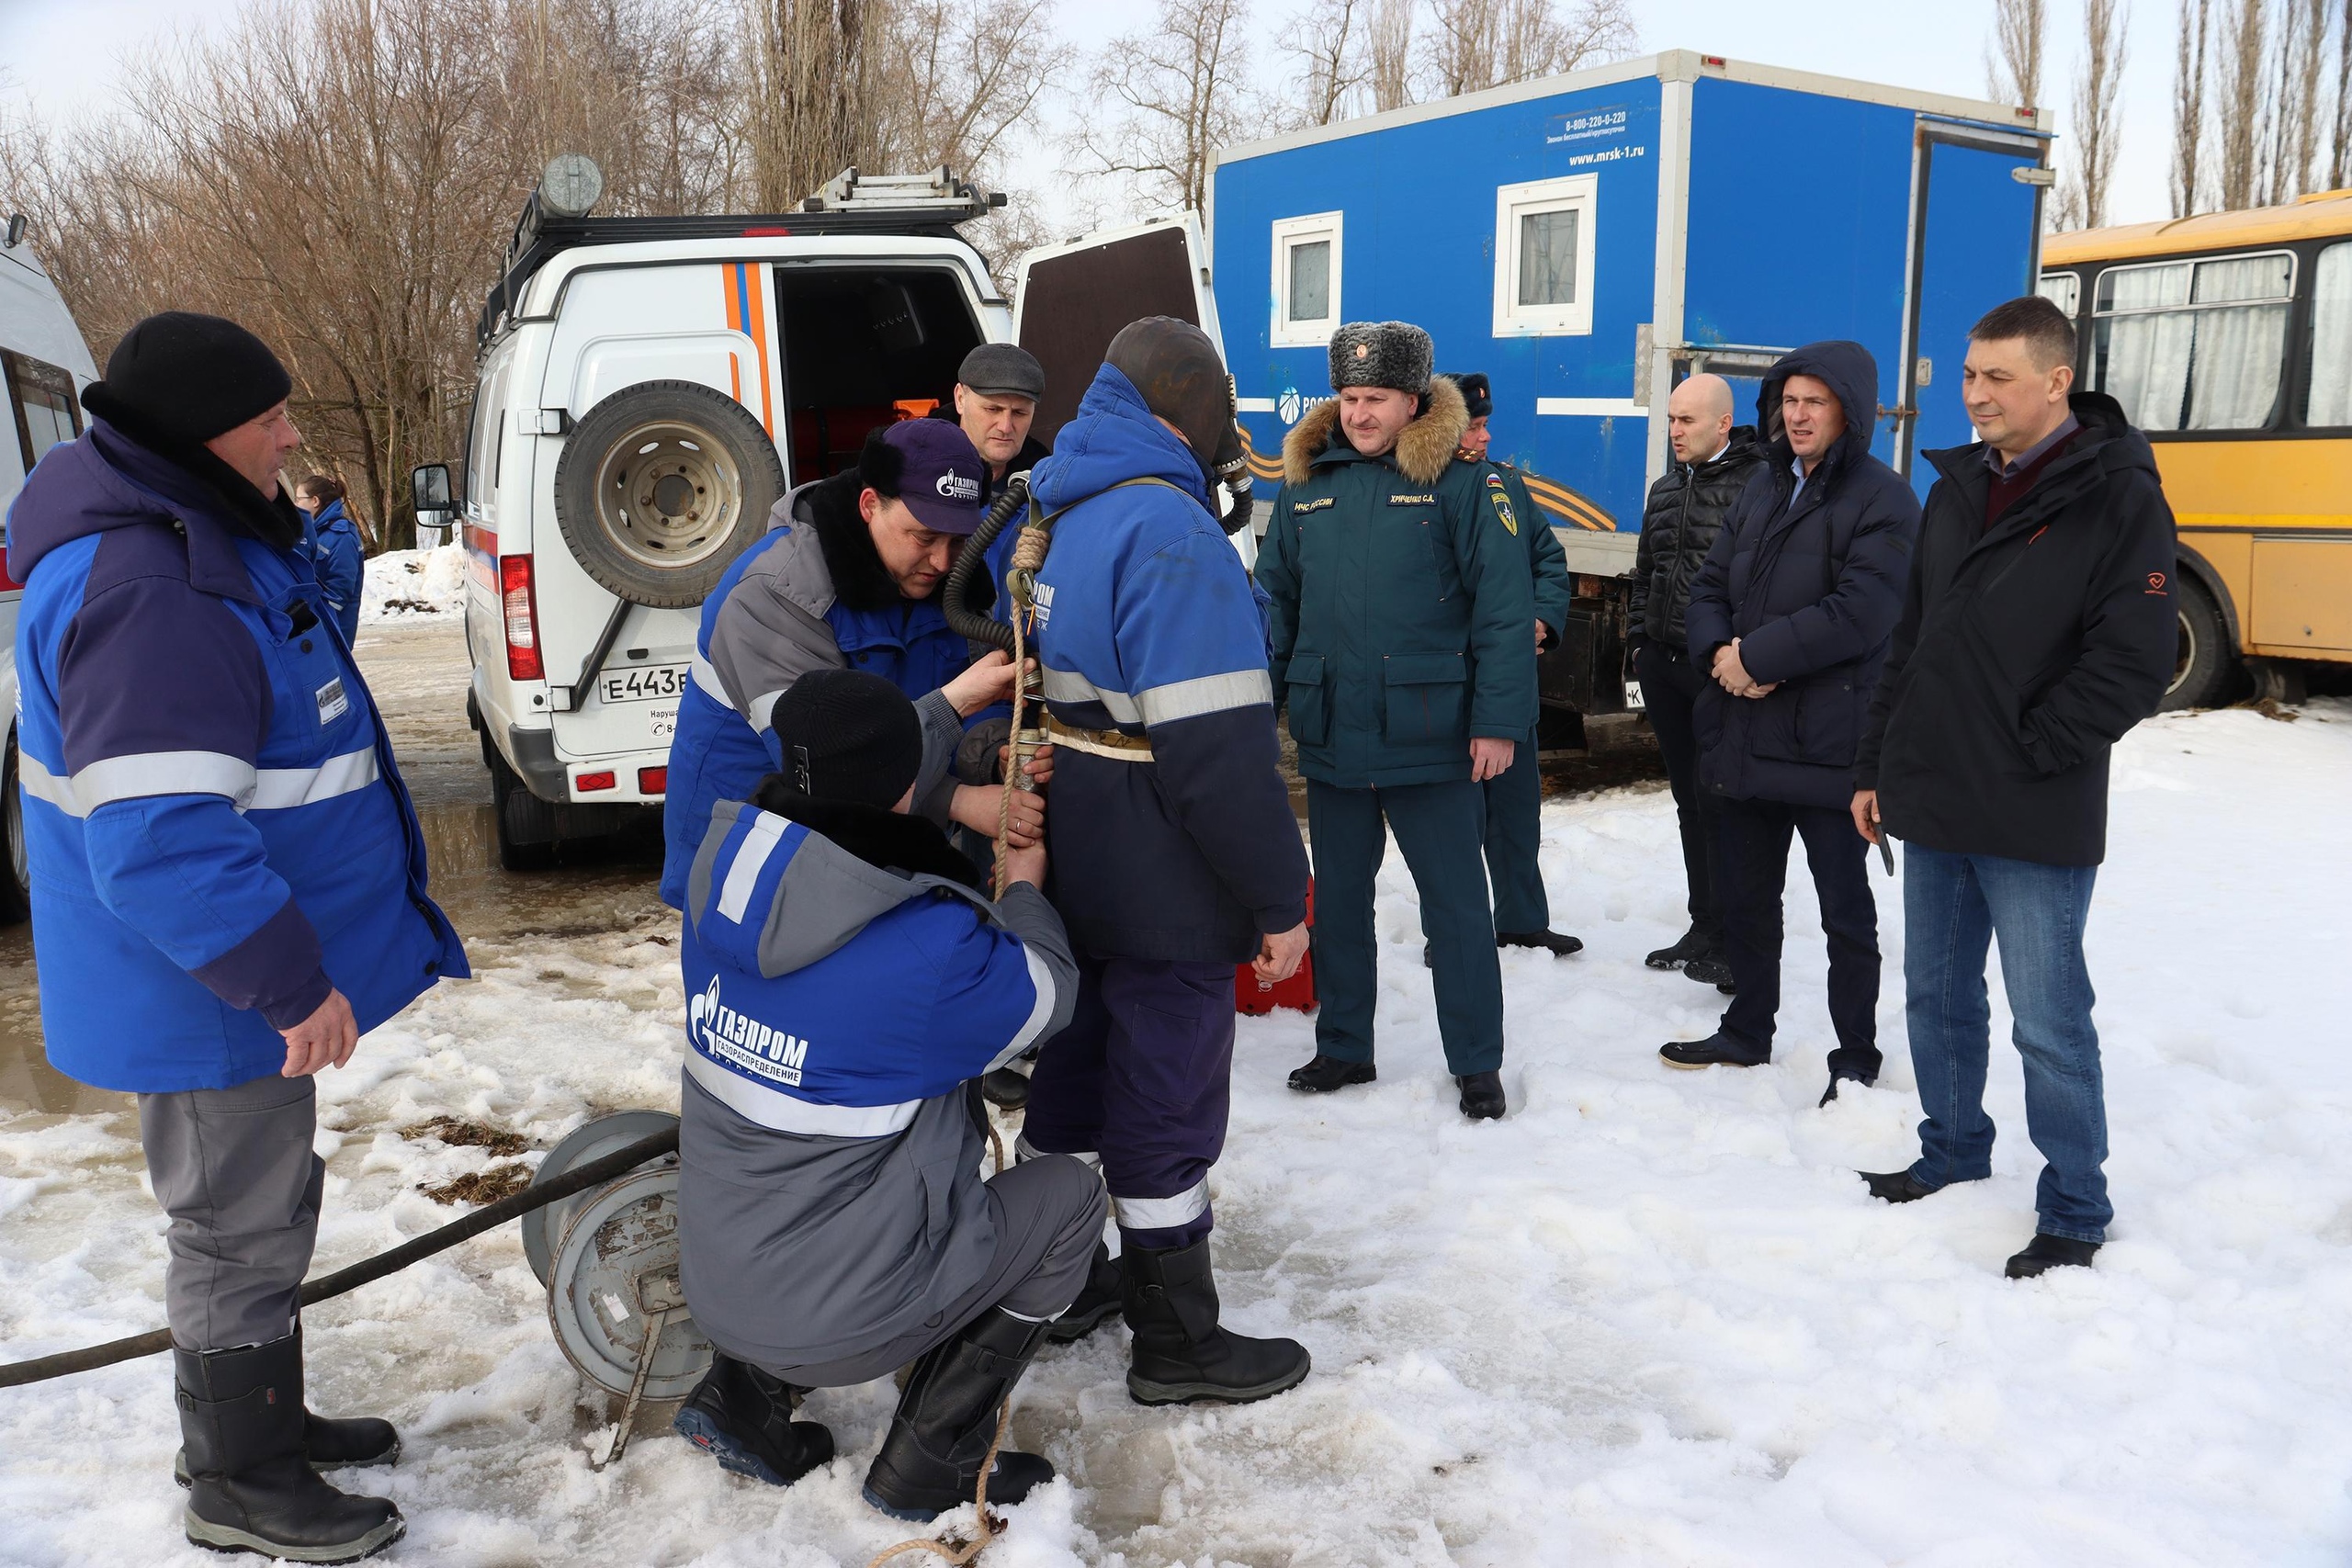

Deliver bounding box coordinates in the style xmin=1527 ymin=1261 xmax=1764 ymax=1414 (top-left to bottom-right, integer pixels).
xmin=1235 ymin=883 xmax=1316 ymax=1015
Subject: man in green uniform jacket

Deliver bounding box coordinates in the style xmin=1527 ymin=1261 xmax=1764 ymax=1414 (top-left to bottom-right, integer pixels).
xmin=1258 ymin=321 xmax=1537 ymax=1121
xmin=1448 ymin=370 xmax=1580 ymax=960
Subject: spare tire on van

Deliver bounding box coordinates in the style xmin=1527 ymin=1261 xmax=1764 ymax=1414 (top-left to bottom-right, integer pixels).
xmin=553 ymin=379 xmax=785 ymax=607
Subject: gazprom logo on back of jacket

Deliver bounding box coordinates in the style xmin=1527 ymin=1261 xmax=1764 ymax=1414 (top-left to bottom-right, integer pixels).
xmin=688 ymin=974 xmax=811 ymax=1087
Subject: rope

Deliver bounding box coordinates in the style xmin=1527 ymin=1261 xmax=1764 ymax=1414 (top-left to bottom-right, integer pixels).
xmin=992 ymin=521 xmax=1055 ymax=900
xmin=0 ymin=1125 xmax=682 ymax=1390
xmin=862 ymin=1398 xmax=1015 ymax=1568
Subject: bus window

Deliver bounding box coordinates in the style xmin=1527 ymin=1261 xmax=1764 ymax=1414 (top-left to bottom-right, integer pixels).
xmin=2310 ymin=243 xmax=2352 ymax=428
xmin=2037 ymin=272 xmax=2079 ymax=319
xmin=2093 ymin=251 xmax=2293 ymax=432
xmin=4 ymin=349 xmax=81 ymax=472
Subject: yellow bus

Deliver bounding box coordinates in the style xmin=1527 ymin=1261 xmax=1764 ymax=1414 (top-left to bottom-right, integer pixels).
xmin=2041 ymin=190 xmax=2352 ymax=707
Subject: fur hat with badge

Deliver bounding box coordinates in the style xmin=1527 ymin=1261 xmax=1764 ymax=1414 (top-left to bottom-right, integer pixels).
xmin=1329 ymin=321 xmax=1434 ymax=396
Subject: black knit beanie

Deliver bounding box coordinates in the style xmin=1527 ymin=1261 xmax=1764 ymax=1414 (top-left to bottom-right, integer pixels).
xmin=768 ymin=668 xmax=925 ymax=809
xmin=82 ymin=312 xmax=293 ymax=446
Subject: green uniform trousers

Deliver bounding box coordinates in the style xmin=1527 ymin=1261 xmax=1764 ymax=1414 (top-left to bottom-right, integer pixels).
xmin=1307 ymin=777 xmax=1504 ymax=1076
xmin=1481 ymin=736 xmax=1548 ymax=933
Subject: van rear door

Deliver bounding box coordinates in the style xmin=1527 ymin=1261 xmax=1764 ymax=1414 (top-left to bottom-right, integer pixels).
xmin=1012 ymin=215 xmax=1247 ymax=560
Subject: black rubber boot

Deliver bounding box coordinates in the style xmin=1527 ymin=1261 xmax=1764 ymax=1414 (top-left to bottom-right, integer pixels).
xmin=673 ymin=1354 xmax=834 ymax=1487
xmin=2006 ymin=1234 xmax=2100 ymax=1279
xmin=1860 ymin=1168 xmax=1940 ymax=1203
xmin=980 ymin=1066 xmax=1031 ymax=1110
xmin=176 ymin=1325 xmax=396 ymax=1488
xmin=1498 ymin=929 xmax=1583 ymax=956
xmin=175 ymin=1337 xmax=404 ymax=1563
xmin=863 ymin=1308 xmax=1057 ymax=1522
xmin=1045 ymin=1242 xmax=1123 ymax=1344
xmin=1122 ymin=1239 xmax=1311 ymax=1406
xmin=1288 ymin=1055 xmax=1375 ymax=1093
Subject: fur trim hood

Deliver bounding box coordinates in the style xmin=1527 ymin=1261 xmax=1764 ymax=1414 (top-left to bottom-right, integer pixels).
xmin=1282 ymin=376 xmax=1470 ymax=488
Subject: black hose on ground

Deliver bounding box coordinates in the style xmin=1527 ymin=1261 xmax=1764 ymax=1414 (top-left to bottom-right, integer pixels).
xmin=0 ymin=1123 xmax=682 ymax=1390
xmin=942 ymin=477 xmax=1031 ymax=653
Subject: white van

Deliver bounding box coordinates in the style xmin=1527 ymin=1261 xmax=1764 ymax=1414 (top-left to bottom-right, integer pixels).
xmin=424 ymin=167 xmax=1226 ymax=869
xmin=0 ymin=218 xmax=101 ymax=921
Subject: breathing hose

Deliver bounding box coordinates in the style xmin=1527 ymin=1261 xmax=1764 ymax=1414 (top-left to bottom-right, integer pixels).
xmin=0 ymin=1124 xmax=682 ymax=1390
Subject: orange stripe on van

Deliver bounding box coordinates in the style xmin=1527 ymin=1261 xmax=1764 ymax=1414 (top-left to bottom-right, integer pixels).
xmin=742 ymin=265 xmax=774 ymax=437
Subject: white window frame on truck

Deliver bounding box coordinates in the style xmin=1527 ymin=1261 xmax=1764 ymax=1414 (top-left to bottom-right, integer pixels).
xmin=1269 ymin=210 xmax=1343 ymax=347
xmin=1492 ymin=173 xmax=1599 ymax=337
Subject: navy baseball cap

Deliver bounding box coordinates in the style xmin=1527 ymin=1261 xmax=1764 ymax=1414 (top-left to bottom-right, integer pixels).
xmin=880 ymin=419 xmax=986 ymax=536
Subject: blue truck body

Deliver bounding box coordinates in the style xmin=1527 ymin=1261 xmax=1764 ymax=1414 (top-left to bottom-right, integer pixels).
xmin=1209 ymin=51 xmax=2051 ymax=714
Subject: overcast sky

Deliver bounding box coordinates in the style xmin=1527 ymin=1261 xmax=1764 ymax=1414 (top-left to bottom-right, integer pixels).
xmin=1 ymin=0 xmax=2187 ymax=229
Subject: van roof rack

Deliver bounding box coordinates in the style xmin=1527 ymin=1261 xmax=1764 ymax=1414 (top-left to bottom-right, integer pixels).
xmin=476 ymin=166 xmax=1005 ymax=352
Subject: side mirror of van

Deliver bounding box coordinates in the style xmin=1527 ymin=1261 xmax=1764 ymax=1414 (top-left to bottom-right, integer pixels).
xmin=412 ymin=463 xmax=457 ymax=547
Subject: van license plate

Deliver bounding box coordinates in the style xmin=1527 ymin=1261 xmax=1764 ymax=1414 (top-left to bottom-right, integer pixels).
xmin=600 ymin=665 xmax=688 ymax=704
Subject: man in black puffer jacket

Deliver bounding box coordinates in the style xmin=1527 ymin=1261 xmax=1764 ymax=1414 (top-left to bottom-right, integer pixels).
xmin=1628 ymin=373 xmax=1765 ymax=987
xmin=1667 ymin=342 xmax=1917 ymax=1106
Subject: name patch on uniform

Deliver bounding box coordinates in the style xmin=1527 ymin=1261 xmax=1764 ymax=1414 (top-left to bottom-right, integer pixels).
xmin=1292 ymin=497 xmax=1335 ymax=513
xmin=1387 ymin=493 xmax=1438 ymax=507
xmin=1486 ymin=475 xmax=1520 ymax=536
xmin=314 ymin=678 xmax=349 ymax=726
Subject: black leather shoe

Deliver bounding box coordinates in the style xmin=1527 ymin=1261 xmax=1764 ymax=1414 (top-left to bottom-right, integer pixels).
xmin=1818 ymin=1073 xmax=1876 ymax=1108
xmin=1288 ymin=1055 xmax=1375 ymax=1093
xmin=1456 ymin=1071 xmax=1506 ymax=1120
xmin=1122 ymin=1239 xmax=1310 ymax=1406
xmin=1860 ymin=1168 xmax=1939 ymax=1204
xmin=175 ymin=1337 xmax=404 ymax=1562
xmin=673 ymin=1355 xmax=833 ymax=1487
xmin=2005 ymin=1233 xmax=2100 ymax=1279
xmin=1498 ymin=930 xmax=1583 ymax=956
xmin=1046 ymin=1242 xmax=1123 ymax=1343
xmin=1659 ymin=1035 xmax=1768 ymax=1070
xmin=863 ymin=1308 xmax=1056 ymax=1520
xmin=1684 ymin=955 xmax=1735 ymax=992
xmin=1645 ymin=926 xmax=1713 ymax=969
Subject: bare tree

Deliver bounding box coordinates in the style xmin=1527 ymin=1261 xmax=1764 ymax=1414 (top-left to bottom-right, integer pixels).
xmin=1986 ymin=0 xmax=2048 ymax=107
xmin=1069 ymin=0 xmax=1261 ymax=216
xmin=1422 ymin=0 xmax=1634 ymax=99
xmin=2213 ymin=0 xmax=2270 ymax=209
xmin=2172 ymin=0 xmax=2214 ymax=214
xmin=2333 ymin=0 xmax=2352 ymax=188
xmin=2260 ymin=0 xmax=2332 ymax=203
xmin=1368 ymin=0 xmax=1415 ymax=111
xmin=869 ymin=0 xmax=1071 ymax=176
xmin=1281 ymin=0 xmax=1371 ymax=126
xmin=2057 ymin=0 xmax=2131 ymax=229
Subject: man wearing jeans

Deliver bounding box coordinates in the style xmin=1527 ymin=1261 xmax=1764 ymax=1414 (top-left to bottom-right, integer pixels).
xmin=1853 ymin=296 xmax=2177 ymax=1279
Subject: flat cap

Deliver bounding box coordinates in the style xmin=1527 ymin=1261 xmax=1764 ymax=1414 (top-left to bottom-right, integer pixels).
xmin=956 ymin=343 xmax=1046 ymax=401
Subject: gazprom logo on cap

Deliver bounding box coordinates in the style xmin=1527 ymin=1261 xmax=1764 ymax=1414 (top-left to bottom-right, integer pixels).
xmin=935 ymin=471 xmax=980 ymax=502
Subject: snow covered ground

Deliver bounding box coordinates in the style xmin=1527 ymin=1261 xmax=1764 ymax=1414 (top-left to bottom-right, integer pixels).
xmin=361 ymin=545 xmax=468 ymax=624
xmin=4 ymin=702 xmax=2351 ymax=1566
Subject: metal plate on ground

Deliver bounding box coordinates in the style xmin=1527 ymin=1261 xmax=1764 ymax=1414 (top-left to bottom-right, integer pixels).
xmin=546 ymin=1166 xmax=711 ymax=1403
xmin=522 ymin=1110 xmax=681 ymax=1286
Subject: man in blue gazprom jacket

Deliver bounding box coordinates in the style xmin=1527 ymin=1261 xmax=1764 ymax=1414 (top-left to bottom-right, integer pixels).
xmin=9 ymin=313 xmax=466 ymax=1563
xmin=1015 ymin=318 xmax=1315 ymax=1408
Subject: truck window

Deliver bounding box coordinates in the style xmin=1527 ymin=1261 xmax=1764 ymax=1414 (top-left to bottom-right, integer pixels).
xmin=771 ymin=266 xmax=984 ymax=485
xmin=5 ymin=349 xmax=81 ymax=472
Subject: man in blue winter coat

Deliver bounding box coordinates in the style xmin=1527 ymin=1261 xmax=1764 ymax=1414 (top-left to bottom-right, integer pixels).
xmin=658 ymin=419 xmax=1027 ymax=910
xmin=670 ymin=668 xmax=1106 ymax=1520
xmin=1665 ymin=341 xmax=1917 ymax=1106
xmin=1014 ymin=318 xmax=1316 ymax=1406
xmin=294 ymin=474 xmax=363 ymax=646
xmin=9 ymin=312 xmax=468 ymax=1562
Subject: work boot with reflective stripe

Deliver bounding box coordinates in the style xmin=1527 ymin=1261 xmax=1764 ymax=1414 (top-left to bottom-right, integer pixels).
xmin=863 ymin=1307 xmax=1056 ymax=1521
xmin=1121 ymin=1239 xmax=1311 ymax=1406
xmin=175 ymin=1337 xmax=403 ymax=1563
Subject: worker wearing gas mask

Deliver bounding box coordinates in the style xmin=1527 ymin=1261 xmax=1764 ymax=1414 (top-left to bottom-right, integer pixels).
xmin=1013 ymin=317 xmax=1316 ymax=1407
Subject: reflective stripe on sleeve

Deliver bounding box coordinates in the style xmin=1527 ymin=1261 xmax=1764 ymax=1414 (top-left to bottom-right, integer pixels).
xmin=716 ymin=812 xmax=789 ymax=923
xmin=1039 ymin=666 xmax=1141 ymax=725
xmin=1015 ymin=1134 xmax=1101 ymax=1169
xmin=1134 ymin=670 xmax=1273 ymax=726
xmin=685 ymin=1051 xmax=921 ymax=1137
xmin=690 ymin=650 xmax=732 ymax=706
xmin=21 ymin=749 xmax=379 ymax=818
xmin=1112 ymin=1180 xmax=1210 ymax=1230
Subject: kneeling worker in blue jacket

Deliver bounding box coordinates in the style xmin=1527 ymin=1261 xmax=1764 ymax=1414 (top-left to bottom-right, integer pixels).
xmin=672 ymin=667 xmax=1107 ymax=1520
xmin=11 ymin=312 xmax=468 ymax=1562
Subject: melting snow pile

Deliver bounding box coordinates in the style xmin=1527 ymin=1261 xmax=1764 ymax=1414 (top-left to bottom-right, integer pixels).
xmin=361 ymin=545 xmax=468 ymax=623
xmin=2 ymin=702 xmax=2351 ymax=1565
